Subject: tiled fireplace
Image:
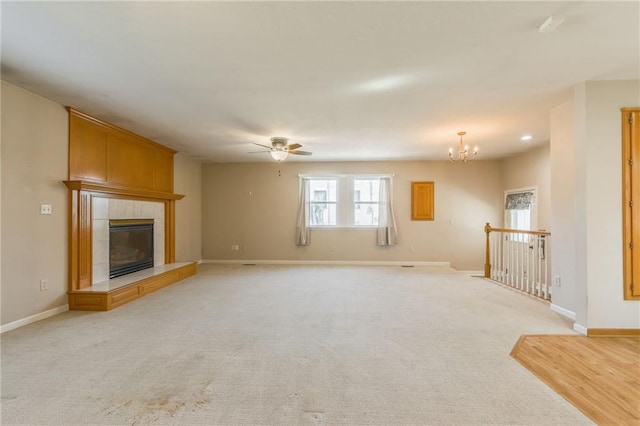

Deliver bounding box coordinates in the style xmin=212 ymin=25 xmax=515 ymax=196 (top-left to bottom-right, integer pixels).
xmin=92 ymin=198 xmax=165 ymax=284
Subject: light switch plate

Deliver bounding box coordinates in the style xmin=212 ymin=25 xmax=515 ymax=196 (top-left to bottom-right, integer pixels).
xmin=40 ymin=204 xmax=52 ymax=215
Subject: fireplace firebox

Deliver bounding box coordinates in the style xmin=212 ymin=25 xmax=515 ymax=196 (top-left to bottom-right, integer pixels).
xmin=109 ymin=219 xmax=154 ymax=279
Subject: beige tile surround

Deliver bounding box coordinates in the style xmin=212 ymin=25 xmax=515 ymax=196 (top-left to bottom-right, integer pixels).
xmin=92 ymin=198 xmax=165 ymax=284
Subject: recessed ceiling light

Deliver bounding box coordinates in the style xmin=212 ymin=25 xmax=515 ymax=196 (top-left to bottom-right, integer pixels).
xmin=521 ymin=135 xmax=533 ymax=141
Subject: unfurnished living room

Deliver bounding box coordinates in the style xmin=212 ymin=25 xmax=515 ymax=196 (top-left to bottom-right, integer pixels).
xmin=1 ymin=1 xmax=639 ymax=425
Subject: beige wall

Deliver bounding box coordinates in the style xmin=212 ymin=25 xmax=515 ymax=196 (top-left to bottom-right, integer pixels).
xmin=549 ymin=101 xmax=577 ymax=316
xmin=202 ymin=160 xmax=503 ymax=270
xmin=174 ymin=153 xmax=202 ymax=262
xmin=500 ymin=144 xmax=551 ymax=231
xmin=1 ymin=81 xmax=69 ymax=325
xmin=577 ymin=80 xmax=640 ymax=329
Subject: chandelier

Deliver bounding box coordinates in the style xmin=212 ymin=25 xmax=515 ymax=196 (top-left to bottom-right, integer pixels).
xmin=449 ymin=131 xmax=478 ymax=162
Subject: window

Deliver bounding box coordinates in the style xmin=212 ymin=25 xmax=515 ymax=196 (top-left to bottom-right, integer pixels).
xmin=504 ymin=189 xmax=536 ymax=230
xmin=506 ymin=209 xmax=531 ymax=231
xmin=353 ymin=179 xmax=380 ymax=226
xmin=309 ymin=179 xmax=337 ymax=226
xmin=302 ymin=176 xmax=388 ymax=228
xmin=504 ymin=189 xmax=536 ymax=242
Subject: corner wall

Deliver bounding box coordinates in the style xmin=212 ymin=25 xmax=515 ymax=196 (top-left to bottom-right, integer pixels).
xmin=580 ymin=80 xmax=640 ymax=329
xmin=201 ymin=160 xmax=503 ymax=270
xmin=549 ymin=101 xmax=577 ymax=317
xmin=1 ymin=81 xmax=69 ymax=326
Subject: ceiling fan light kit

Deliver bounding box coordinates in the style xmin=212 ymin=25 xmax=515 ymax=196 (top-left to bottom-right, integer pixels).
xmin=251 ymin=137 xmax=312 ymax=162
xmin=449 ymin=131 xmax=478 ymax=163
xmin=270 ymin=150 xmax=289 ymax=162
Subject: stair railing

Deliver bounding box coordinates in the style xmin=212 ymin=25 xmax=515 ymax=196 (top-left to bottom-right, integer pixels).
xmin=484 ymin=223 xmax=551 ymax=300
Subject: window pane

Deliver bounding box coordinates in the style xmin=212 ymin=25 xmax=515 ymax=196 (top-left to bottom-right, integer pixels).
xmin=506 ymin=208 xmax=531 ymax=242
xmin=310 ymin=203 xmax=337 ymax=226
xmin=353 ymin=179 xmax=380 ymax=202
xmin=354 ymin=203 xmax=379 ymax=226
xmin=313 ymin=190 xmax=327 ymax=202
xmin=309 ymin=180 xmax=337 ymax=202
xmin=506 ymin=209 xmax=531 ymax=230
xmin=308 ymin=179 xmax=337 ymax=226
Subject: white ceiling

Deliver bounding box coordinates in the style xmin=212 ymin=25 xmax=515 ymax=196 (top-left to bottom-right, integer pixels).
xmin=2 ymin=1 xmax=638 ymax=163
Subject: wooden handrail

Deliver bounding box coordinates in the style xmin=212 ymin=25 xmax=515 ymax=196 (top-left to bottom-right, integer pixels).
xmin=485 ymin=224 xmax=551 ymax=236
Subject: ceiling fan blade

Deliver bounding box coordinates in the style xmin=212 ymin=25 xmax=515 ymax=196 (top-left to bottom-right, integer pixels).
xmin=247 ymin=150 xmax=270 ymax=154
xmin=289 ymin=150 xmax=312 ymax=156
xmin=286 ymin=143 xmax=302 ymax=151
xmin=253 ymin=142 xmax=273 ymax=150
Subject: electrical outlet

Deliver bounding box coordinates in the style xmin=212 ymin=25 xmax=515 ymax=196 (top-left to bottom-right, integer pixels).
xmin=231 ymin=245 xmax=240 ymax=251
xmin=40 ymin=204 xmax=52 ymax=215
xmin=40 ymin=279 xmax=48 ymax=291
xmin=553 ymin=275 xmax=561 ymax=287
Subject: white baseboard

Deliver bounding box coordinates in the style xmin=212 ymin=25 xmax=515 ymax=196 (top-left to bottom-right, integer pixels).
xmin=573 ymin=322 xmax=588 ymax=335
xmin=550 ymin=304 xmax=576 ymax=320
xmin=457 ymin=270 xmax=484 ymax=276
xmin=0 ymin=304 xmax=69 ymax=334
xmin=201 ymin=259 xmax=451 ymax=267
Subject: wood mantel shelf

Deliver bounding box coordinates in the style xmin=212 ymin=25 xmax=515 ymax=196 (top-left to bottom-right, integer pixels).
xmin=64 ymin=180 xmax=184 ymax=201
xmin=68 ymin=262 xmax=197 ymax=311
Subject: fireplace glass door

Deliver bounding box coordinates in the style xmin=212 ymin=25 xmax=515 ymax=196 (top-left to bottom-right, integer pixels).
xmin=109 ymin=219 xmax=154 ymax=279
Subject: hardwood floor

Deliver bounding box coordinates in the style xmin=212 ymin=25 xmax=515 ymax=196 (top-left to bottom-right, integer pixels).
xmin=511 ymin=335 xmax=640 ymax=425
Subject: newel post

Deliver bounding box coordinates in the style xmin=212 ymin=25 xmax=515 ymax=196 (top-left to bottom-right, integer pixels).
xmin=484 ymin=222 xmax=492 ymax=278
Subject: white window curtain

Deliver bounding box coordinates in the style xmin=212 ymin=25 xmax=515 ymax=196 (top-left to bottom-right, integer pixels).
xmin=296 ymin=178 xmax=311 ymax=246
xmin=377 ymin=177 xmax=398 ymax=246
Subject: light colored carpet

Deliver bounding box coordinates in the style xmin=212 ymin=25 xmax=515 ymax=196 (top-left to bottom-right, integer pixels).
xmin=1 ymin=264 xmax=592 ymax=425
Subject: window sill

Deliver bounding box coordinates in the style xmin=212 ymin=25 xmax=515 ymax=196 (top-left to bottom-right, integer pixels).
xmin=309 ymin=226 xmax=378 ymax=230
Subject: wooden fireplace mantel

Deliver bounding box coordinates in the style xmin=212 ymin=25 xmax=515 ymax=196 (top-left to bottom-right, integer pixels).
xmin=64 ymin=180 xmax=185 ymax=201
xmin=65 ymin=108 xmax=195 ymax=310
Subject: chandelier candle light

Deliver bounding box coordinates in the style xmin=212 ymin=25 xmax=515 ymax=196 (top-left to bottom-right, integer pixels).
xmin=449 ymin=131 xmax=478 ymax=162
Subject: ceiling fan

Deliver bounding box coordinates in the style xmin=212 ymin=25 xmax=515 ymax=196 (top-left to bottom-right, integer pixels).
xmin=250 ymin=137 xmax=312 ymax=161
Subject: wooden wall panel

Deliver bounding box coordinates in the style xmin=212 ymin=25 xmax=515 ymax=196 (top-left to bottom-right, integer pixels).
xmin=68 ymin=190 xmax=80 ymax=290
xmin=78 ymin=191 xmax=92 ymax=289
xmin=153 ymin=151 xmax=174 ymax=191
xmin=67 ymin=108 xmax=175 ymax=192
xmin=69 ymin=114 xmax=108 ymax=182
xmin=622 ymin=108 xmax=640 ymax=300
xmin=107 ymin=132 xmax=156 ymax=190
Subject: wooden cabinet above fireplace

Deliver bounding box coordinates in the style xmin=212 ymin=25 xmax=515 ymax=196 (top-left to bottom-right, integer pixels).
xmin=68 ymin=107 xmax=176 ymax=192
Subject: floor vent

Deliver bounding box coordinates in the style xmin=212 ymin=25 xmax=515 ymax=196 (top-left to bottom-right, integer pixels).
xmin=243 ymin=263 xmax=257 ymax=266
xmin=401 ymin=265 xmax=414 ymax=268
